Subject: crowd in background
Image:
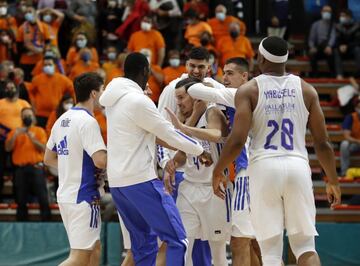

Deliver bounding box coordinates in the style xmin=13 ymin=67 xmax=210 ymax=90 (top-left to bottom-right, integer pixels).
xmin=0 ymin=0 xmax=359 ymax=221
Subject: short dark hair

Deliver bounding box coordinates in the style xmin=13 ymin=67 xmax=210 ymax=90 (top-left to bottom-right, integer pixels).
xmin=187 ymin=47 xmax=210 ymax=61
xmin=341 ymin=9 xmax=353 ymax=17
xmin=262 ymin=36 xmax=288 ymax=57
xmin=124 ymin=52 xmax=149 ymax=78
xmin=74 ymin=72 xmax=103 ymax=103
xmin=175 ymin=77 xmax=202 ymax=91
xmin=43 ymin=56 xmax=55 ymax=63
xmin=225 ymin=57 xmax=249 ymax=71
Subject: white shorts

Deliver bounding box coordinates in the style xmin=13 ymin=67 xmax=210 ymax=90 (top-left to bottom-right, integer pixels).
xmin=231 ymin=170 xmax=255 ymax=238
xmin=247 ymin=157 xmax=318 ymax=241
xmin=118 ymin=212 xmax=131 ymax=250
xmin=177 ymin=180 xmax=231 ymax=241
xmin=59 ymin=201 xmax=101 ymax=250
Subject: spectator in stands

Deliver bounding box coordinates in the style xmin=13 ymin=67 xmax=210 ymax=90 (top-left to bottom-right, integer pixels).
xmin=207 ymin=4 xmax=246 ymax=46
xmin=105 ymin=52 xmax=127 ymax=85
xmin=140 ymin=48 xmax=164 ymax=104
xmin=68 ymin=48 xmax=100 ymax=81
xmin=66 ymin=0 xmax=97 ymax=26
xmin=14 ymin=0 xmax=27 ymax=26
xmin=9 ymin=68 xmax=30 ymax=102
xmin=267 ymin=0 xmax=289 ymax=39
xmin=340 ymin=100 xmax=360 ymax=176
xmin=0 ymin=0 xmax=18 ymax=62
xmin=163 ymin=49 xmax=186 ymax=86
xmin=184 ymin=8 xmax=213 ymax=48
xmin=183 ymin=0 xmax=209 ymax=20
xmin=0 ymin=80 xmax=31 ymax=202
xmin=17 ymin=5 xmax=50 ymax=81
xmin=334 ymin=9 xmax=360 ymax=79
xmin=37 ymin=7 xmax=64 ymax=49
xmin=66 ymin=32 xmax=99 ymax=73
xmin=5 ymin=107 xmax=51 ymax=221
xmin=29 ymin=56 xmax=74 ymax=127
xmin=102 ymin=45 xmax=118 ymax=78
xmin=45 ymin=93 xmax=74 ymax=137
xmin=149 ymin=0 xmax=182 ymax=50
xmin=127 ymin=15 xmax=166 ymax=66
xmin=208 ymin=50 xmax=222 ymax=82
xmin=308 ymin=5 xmax=337 ymax=78
xmin=32 ymin=45 xmax=66 ymax=76
xmin=216 ymin=22 xmax=254 ymax=69
xmin=199 ymin=31 xmax=216 ymax=51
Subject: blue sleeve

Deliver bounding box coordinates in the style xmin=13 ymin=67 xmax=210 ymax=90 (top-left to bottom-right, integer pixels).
xmin=342 ymin=115 xmax=353 ymax=130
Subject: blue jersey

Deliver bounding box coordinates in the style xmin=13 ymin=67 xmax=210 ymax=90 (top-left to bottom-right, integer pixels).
xmin=226 ymin=106 xmax=248 ymax=173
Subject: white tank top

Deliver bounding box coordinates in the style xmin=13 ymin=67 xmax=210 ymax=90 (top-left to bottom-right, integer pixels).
xmin=249 ymin=74 xmax=309 ymax=163
xmin=183 ymin=105 xmax=224 ymax=184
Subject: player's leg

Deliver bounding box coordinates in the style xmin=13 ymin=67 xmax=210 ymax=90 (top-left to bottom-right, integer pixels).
xmin=288 ymin=233 xmax=320 ymax=266
xmin=89 ymin=240 xmax=101 ymax=266
xmin=250 ymin=239 xmax=262 ymax=266
xmin=257 ymin=234 xmax=284 ymax=266
xmin=59 ymin=249 xmax=92 ymax=266
xmin=117 ymin=212 xmax=134 ymax=266
xmin=185 ymin=237 xmax=195 ymax=266
xmin=208 ymin=240 xmax=228 ymax=266
xmin=111 ymin=187 xmax=158 ymax=266
xmin=230 ymin=237 xmax=251 ymax=266
xmin=121 ymin=250 xmax=135 ymax=266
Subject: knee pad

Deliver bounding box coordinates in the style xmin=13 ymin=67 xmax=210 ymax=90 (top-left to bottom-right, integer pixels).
xmin=288 ymin=234 xmax=316 ymax=261
xmin=258 ymin=234 xmax=283 ymax=266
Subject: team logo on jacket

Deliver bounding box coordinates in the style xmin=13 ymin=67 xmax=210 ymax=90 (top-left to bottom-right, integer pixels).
xmin=57 ymin=136 xmax=69 ymax=155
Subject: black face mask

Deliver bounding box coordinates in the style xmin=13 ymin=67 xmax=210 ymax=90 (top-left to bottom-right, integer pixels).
xmin=23 ymin=116 xmax=32 ymax=127
xmin=230 ymin=30 xmax=239 ymax=39
xmin=200 ymin=37 xmax=210 ymax=46
xmin=4 ymin=89 xmax=16 ymax=99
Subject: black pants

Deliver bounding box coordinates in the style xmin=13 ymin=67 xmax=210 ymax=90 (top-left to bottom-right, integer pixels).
xmin=309 ymin=47 xmax=336 ymax=77
xmin=334 ymin=46 xmax=360 ymax=77
xmin=19 ymin=64 xmax=35 ymax=82
xmin=14 ymin=165 xmax=51 ymax=221
xmin=0 ymin=140 xmax=12 ymax=201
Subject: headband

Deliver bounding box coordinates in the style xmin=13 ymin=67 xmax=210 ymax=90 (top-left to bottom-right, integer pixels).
xmin=258 ymin=39 xmax=288 ymax=63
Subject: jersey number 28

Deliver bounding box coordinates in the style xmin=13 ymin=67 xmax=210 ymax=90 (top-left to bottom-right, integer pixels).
xmin=264 ymin=118 xmax=294 ymax=150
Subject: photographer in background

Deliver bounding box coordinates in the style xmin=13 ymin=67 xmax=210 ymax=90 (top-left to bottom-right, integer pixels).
xmin=5 ymin=107 xmax=50 ymax=221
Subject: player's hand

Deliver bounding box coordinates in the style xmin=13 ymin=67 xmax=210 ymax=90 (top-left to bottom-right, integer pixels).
xmin=326 ymin=182 xmax=341 ymax=209
xmin=192 ymin=100 xmax=207 ymax=118
xmin=163 ymin=159 xmax=177 ymax=194
xmin=198 ymin=151 xmax=213 ymax=167
xmin=165 ymin=107 xmax=185 ymax=131
xmin=212 ymin=170 xmax=227 ymax=200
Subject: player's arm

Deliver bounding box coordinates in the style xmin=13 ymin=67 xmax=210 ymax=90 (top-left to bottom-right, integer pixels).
xmin=44 ymin=148 xmax=58 ymax=169
xmin=304 ymin=80 xmax=341 ymax=207
xmin=163 ymin=151 xmax=187 ymax=194
xmin=343 ymin=129 xmax=360 ymax=144
xmin=166 ymin=106 xmax=228 ymax=142
xmin=156 ymin=138 xmax=177 ymax=150
xmin=212 ymin=83 xmax=253 ymax=199
xmin=92 ymin=150 xmax=107 ymax=169
xmin=187 ymin=83 xmax=236 ymax=107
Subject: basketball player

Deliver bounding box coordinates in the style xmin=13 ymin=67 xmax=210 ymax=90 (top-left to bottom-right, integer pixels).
xmin=99 ymin=52 xmax=210 ymax=266
xmin=157 ymin=47 xmax=223 ymax=265
xmin=213 ymin=36 xmax=341 ymax=266
xmin=44 ymin=72 xmax=107 ymax=266
xmin=187 ymin=57 xmax=261 ymax=266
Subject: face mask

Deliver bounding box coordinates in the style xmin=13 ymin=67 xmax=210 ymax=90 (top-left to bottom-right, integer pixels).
xmin=44 ymin=51 xmax=55 ymax=58
xmin=230 ymin=29 xmax=239 ymax=39
xmin=25 ymin=12 xmax=35 ymax=23
xmin=1 ymin=35 xmax=9 ymax=43
xmin=5 ymin=88 xmax=16 ymax=98
xmin=340 ymin=17 xmax=351 ymax=25
xmin=209 ymin=56 xmax=215 ymax=65
xmin=43 ymin=14 xmax=52 ymax=23
xmin=322 ymin=12 xmax=331 ymax=20
xmin=43 ymin=65 xmax=55 ymax=75
xmin=0 ymin=7 xmax=7 ymax=16
xmin=108 ymin=0 xmax=117 ymax=8
xmin=108 ymin=52 xmax=117 ymax=60
xmin=20 ymin=5 xmax=26 ymax=13
xmin=169 ymin=58 xmax=180 ymax=67
xmin=81 ymin=52 xmax=92 ymax=63
xmin=63 ymin=103 xmax=73 ymax=111
xmin=216 ymin=12 xmax=225 ymax=21
xmin=76 ymin=39 xmax=87 ymax=48
xmin=23 ymin=116 xmax=32 ymax=127
xmin=200 ymin=37 xmax=210 ymax=46
xmin=141 ymin=22 xmax=152 ymax=32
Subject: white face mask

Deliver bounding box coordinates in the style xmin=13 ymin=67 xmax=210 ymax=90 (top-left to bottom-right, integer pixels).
xmin=141 ymin=22 xmax=152 ymax=32
xmin=209 ymin=56 xmax=215 ymax=65
xmin=43 ymin=65 xmax=55 ymax=75
xmin=43 ymin=14 xmax=52 ymax=23
xmin=108 ymin=0 xmax=117 ymax=8
xmin=216 ymin=12 xmax=226 ymax=21
xmin=63 ymin=103 xmax=73 ymax=111
xmin=169 ymin=58 xmax=180 ymax=67
xmin=76 ymin=39 xmax=87 ymax=48
xmin=0 ymin=7 xmax=7 ymax=16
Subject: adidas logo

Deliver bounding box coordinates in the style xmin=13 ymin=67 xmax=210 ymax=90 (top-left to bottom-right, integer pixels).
xmin=57 ymin=136 xmax=69 ymax=155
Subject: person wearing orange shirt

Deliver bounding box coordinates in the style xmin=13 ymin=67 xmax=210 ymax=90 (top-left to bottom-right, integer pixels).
xmin=184 ymin=8 xmax=212 ymax=48
xmin=45 ymin=93 xmax=74 ymax=137
xmin=66 ymin=32 xmax=99 ymax=74
xmin=37 ymin=7 xmax=64 ymax=49
xmin=0 ymin=79 xmax=31 ymax=201
xmin=105 ymin=52 xmax=127 ymax=85
xmin=5 ymin=107 xmax=50 ymax=221
xmin=208 ymin=50 xmax=223 ymax=83
xmin=102 ymin=46 xmax=118 ymax=79
xmin=0 ymin=1 xmax=18 ymax=62
xmin=183 ymin=0 xmax=209 ymax=20
xmin=94 ymin=107 xmax=107 ymax=144
xmin=127 ymin=15 xmax=166 ymax=66
xmin=216 ymin=22 xmax=255 ymax=70
xmin=68 ymin=48 xmax=100 ymax=81
xmin=207 ymin=4 xmax=246 ymax=46
xmin=163 ymin=50 xmax=186 ymax=86
xmin=29 ymin=56 xmax=74 ymax=127
xmin=31 ymin=45 xmax=66 ymax=77
xmin=140 ymin=48 xmax=164 ymax=104
xmin=17 ymin=5 xmax=50 ymax=81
